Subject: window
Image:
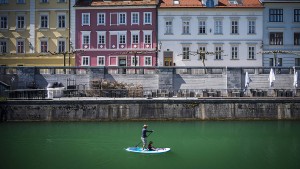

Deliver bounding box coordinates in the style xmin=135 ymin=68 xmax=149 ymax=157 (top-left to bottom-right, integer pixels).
xmin=182 ymin=21 xmax=190 ymax=34
xmin=97 ymin=13 xmax=105 ymax=25
xmin=40 ymin=40 xmax=48 ymax=53
xmin=131 ymin=56 xmax=139 ymax=66
xmin=40 ymin=0 xmax=48 ymax=3
xmin=0 ymin=0 xmax=8 ymax=4
xmin=144 ymin=12 xmax=151 ymax=24
xmin=81 ymin=31 xmax=90 ymax=49
xmin=58 ymin=14 xmax=66 ymax=28
xmin=81 ymin=56 xmax=90 ymax=66
xmin=82 ymin=13 xmax=90 ymax=26
xmin=0 ymin=41 xmax=7 ymax=54
xmin=17 ymin=0 xmax=25 ymax=4
xmin=248 ymin=20 xmax=256 ymax=34
xmin=0 ymin=16 xmax=8 ymax=29
xmin=277 ymin=58 xmax=282 ymax=67
xmin=58 ymin=40 xmax=65 ymax=53
xmin=269 ymin=58 xmax=274 ymax=67
xmin=17 ymin=16 xmax=25 ymax=29
xmin=40 ymin=14 xmax=48 ymax=28
xmin=97 ymin=31 xmax=106 ymax=49
xmin=295 ymin=58 xmax=300 ymax=66
xmin=119 ymin=34 xmax=126 ymax=44
xmin=165 ymin=21 xmax=173 ymax=34
xmin=144 ymin=56 xmax=152 ymax=66
xmin=199 ymin=46 xmax=206 ymax=60
xmin=118 ymin=13 xmax=126 ymax=25
xmin=97 ymin=56 xmax=105 ymax=66
xmin=131 ymin=12 xmax=139 ymax=25
xmin=269 ymin=9 xmax=283 ymax=22
xmin=83 ymin=35 xmax=90 ymax=46
xmin=182 ymin=47 xmax=190 ymax=60
xmin=82 ymin=33 xmax=90 ymax=49
xmin=231 ymin=20 xmax=239 ymax=34
xmin=132 ymin=34 xmax=139 ymax=44
xmin=231 ymin=46 xmax=238 ymax=59
xmin=198 ymin=20 xmax=206 ymax=34
xmin=295 ymin=9 xmax=300 ymax=22
xmin=17 ymin=40 xmax=25 ymax=53
xmin=295 ymin=33 xmax=300 ymax=45
xmin=215 ymin=46 xmax=222 ymax=60
xmin=98 ymin=34 xmax=105 ymax=44
xmin=214 ymin=20 xmax=223 ymax=34
xmin=248 ymin=46 xmax=255 ymax=60
xmin=144 ymin=34 xmax=151 ymax=45
xmin=270 ymin=32 xmax=283 ymax=45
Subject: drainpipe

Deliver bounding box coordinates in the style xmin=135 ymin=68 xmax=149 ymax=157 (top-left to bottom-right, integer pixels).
xmin=68 ymin=0 xmax=71 ymax=66
xmin=156 ymin=1 xmax=159 ymax=67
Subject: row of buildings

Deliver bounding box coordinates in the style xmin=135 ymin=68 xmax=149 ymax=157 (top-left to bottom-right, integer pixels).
xmin=0 ymin=0 xmax=299 ymax=68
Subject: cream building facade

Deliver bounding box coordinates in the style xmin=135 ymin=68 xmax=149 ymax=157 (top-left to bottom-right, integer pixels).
xmin=0 ymin=0 xmax=74 ymax=66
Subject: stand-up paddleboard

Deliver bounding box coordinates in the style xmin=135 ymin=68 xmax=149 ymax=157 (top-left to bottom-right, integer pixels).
xmin=126 ymin=147 xmax=171 ymax=154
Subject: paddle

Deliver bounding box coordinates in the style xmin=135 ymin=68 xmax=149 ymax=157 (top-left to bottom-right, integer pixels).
xmin=135 ymin=131 xmax=153 ymax=147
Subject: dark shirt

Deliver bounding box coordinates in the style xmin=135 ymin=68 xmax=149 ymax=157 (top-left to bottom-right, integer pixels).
xmin=148 ymin=144 xmax=155 ymax=151
xmin=141 ymin=128 xmax=152 ymax=138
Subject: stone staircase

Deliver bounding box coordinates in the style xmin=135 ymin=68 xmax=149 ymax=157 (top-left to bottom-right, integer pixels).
xmin=248 ymin=74 xmax=295 ymax=90
xmin=173 ymin=74 xmax=227 ymax=90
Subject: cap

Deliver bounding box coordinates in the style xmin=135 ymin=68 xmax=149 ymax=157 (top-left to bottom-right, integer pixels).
xmin=143 ymin=124 xmax=148 ymax=127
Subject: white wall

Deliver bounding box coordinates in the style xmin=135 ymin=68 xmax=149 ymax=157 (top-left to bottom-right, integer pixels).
xmin=158 ymin=8 xmax=264 ymax=67
xmin=262 ymin=2 xmax=300 ymax=67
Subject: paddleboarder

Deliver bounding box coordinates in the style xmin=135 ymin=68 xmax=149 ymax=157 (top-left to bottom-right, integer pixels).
xmin=141 ymin=124 xmax=153 ymax=150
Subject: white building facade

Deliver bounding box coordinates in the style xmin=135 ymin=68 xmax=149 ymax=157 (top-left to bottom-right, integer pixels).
xmin=157 ymin=0 xmax=264 ymax=67
xmin=262 ymin=0 xmax=300 ymax=67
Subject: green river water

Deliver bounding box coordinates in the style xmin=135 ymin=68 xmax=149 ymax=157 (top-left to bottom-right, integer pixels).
xmin=0 ymin=121 xmax=299 ymax=169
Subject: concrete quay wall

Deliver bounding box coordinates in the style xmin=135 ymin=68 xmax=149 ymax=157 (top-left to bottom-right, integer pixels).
xmin=1 ymin=98 xmax=300 ymax=121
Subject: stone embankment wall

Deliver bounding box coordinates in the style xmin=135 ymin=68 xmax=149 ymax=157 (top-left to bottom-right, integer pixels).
xmin=1 ymin=99 xmax=300 ymax=121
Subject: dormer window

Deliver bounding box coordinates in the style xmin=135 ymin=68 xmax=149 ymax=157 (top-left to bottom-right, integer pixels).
xmin=229 ymin=0 xmax=238 ymax=5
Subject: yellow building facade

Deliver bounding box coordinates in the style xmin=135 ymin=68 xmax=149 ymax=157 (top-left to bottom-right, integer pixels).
xmin=0 ymin=0 xmax=74 ymax=66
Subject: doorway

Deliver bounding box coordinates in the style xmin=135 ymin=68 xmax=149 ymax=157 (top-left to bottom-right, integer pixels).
xmin=118 ymin=57 xmax=127 ymax=74
xmin=163 ymin=51 xmax=173 ymax=66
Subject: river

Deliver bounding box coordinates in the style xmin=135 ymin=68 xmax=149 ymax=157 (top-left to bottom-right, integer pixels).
xmin=0 ymin=121 xmax=299 ymax=169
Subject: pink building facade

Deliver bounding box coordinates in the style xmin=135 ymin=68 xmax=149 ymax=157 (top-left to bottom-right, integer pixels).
xmin=74 ymin=0 xmax=158 ymax=69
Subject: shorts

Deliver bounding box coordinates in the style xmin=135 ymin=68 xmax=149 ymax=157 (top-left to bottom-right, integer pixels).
xmin=141 ymin=137 xmax=147 ymax=146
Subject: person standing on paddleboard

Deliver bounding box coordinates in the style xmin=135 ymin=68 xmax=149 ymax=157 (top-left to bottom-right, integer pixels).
xmin=141 ymin=124 xmax=153 ymax=150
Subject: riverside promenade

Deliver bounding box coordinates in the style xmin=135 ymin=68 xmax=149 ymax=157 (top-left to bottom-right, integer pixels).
xmin=1 ymin=66 xmax=300 ymax=121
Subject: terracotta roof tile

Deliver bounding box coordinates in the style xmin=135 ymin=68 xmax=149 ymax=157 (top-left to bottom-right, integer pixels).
xmin=75 ymin=0 xmax=157 ymax=7
xmin=159 ymin=0 xmax=263 ymax=8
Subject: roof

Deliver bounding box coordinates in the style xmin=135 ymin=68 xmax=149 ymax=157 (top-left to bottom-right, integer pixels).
xmin=75 ymin=0 xmax=158 ymax=7
xmin=159 ymin=0 xmax=263 ymax=8
xmin=261 ymin=0 xmax=300 ymax=3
